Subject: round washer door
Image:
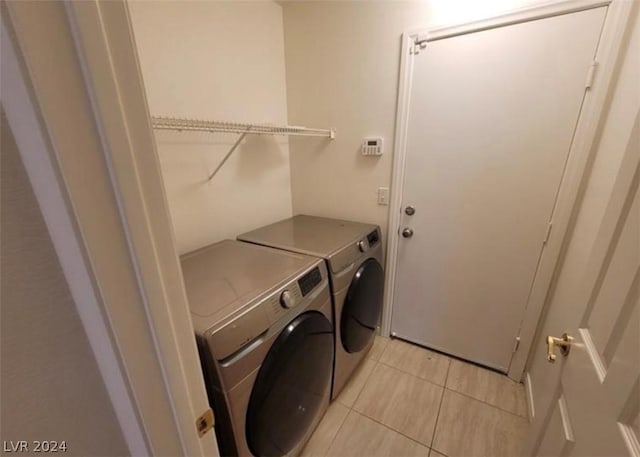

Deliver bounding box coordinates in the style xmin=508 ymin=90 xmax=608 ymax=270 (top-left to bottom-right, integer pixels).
xmin=341 ymin=258 xmax=384 ymax=353
xmin=246 ymin=311 xmax=333 ymax=457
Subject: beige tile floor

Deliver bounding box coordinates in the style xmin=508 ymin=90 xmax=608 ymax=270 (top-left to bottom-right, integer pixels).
xmin=302 ymin=336 xmax=529 ymax=457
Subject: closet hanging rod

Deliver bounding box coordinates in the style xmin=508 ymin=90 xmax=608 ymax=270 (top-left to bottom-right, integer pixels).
xmin=151 ymin=116 xmax=336 ymax=139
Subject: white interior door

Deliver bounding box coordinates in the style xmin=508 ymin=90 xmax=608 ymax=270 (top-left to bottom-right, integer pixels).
xmin=391 ymin=6 xmax=607 ymax=371
xmin=530 ymin=112 xmax=639 ymax=457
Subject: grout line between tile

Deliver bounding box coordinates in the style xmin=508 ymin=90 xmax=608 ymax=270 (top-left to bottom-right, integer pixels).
xmin=377 ymin=358 xmax=449 ymax=387
xmin=443 ymin=387 xmax=528 ymax=419
xmin=343 ymin=339 xmax=526 ymax=456
xmin=430 ymin=448 xmax=450 ymax=457
xmin=322 ymin=405 xmax=351 ymax=457
xmin=348 ymin=409 xmax=433 ymax=452
xmin=349 ymin=362 xmax=447 ymax=451
xmin=348 ymin=360 xmax=378 ymax=409
xmin=430 ymin=443 xmax=449 ymax=456
xmin=429 ymin=359 xmax=451 ymax=450
xmin=375 ymin=337 xmax=391 ymax=362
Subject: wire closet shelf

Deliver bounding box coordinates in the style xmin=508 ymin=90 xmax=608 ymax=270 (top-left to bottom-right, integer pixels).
xmin=151 ymin=116 xmax=335 ymax=181
xmin=151 ymin=116 xmax=335 ymax=138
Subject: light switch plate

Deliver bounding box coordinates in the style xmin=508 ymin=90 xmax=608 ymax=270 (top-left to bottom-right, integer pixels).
xmin=377 ymin=187 xmax=389 ymax=205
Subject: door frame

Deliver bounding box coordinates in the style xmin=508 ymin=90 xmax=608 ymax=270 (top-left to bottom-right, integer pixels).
xmin=2 ymin=1 xmax=218 ymax=455
xmin=382 ymin=0 xmax=633 ymax=381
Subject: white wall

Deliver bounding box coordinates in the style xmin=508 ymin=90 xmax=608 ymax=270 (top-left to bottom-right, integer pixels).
xmin=129 ymin=0 xmax=553 ymax=254
xmin=527 ymin=2 xmax=640 ymax=418
xmin=129 ymin=1 xmax=292 ymax=254
xmin=1 ymin=114 xmax=130 ymax=457
xmin=282 ymin=0 xmax=550 ymax=247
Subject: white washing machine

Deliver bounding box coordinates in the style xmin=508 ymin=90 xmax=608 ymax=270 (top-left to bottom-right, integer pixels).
xmin=181 ymin=240 xmax=333 ymax=457
xmin=238 ymin=215 xmax=384 ymax=399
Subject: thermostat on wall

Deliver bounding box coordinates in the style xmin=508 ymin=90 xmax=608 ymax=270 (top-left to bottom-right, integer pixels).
xmin=362 ymin=137 xmax=383 ymax=156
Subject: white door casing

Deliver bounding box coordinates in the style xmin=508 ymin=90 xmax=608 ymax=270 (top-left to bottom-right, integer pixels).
xmin=384 ymin=0 xmax=634 ymax=380
xmin=1 ymin=10 xmax=148 ymax=456
xmin=390 ymin=5 xmax=606 ymax=371
xmin=529 ymin=111 xmax=639 ymax=457
xmin=2 ymin=1 xmax=219 ymax=455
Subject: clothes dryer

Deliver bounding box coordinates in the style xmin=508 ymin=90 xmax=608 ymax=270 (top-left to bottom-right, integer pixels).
xmin=238 ymin=215 xmax=384 ymax=399
xmin=181 ymin=240 xmax=333 ymax=457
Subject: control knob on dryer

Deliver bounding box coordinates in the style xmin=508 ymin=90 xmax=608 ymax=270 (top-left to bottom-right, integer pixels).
xmin=280 ymin=290 xmax=294 ymax=309
xmin=357 ymin=240 xmax=368 ymax=252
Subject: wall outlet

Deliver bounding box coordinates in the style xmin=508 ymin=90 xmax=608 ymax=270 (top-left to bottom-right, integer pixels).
xmin=377 ymin=187 xmax=389 ymax=205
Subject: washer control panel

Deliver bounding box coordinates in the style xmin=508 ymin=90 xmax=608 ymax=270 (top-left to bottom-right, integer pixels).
xmin=268 ymin=284 xmax=302 ymax=317
xmin=265 ymin=265 xmax=324 ymax=322
xmin=207 ymin=263 xmax=327 ymax=364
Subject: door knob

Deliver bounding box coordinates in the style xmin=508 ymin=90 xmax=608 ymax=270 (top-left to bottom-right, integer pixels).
xmin=405 ymin=206 xmax=416 ymax=216
xmin=546 ymin=333 xmax=573 ymax=363
xmin=401 ymin=228 xmax=414 ymax=238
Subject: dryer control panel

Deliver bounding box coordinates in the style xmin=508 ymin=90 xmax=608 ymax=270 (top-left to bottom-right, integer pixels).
xmin=356 ymin=229 xmax=381 ymax=253
xmin=298 ymin=266 xmax=322 ymax=296
xmin=367 ymin=229 xmax=380 ymax=246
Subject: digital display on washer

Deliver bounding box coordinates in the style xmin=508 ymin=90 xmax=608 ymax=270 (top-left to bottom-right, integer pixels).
xmin=298 ymin=266 xmax=322 ymax=297
xmin=367 ymin=230 xmax=379 ymax=246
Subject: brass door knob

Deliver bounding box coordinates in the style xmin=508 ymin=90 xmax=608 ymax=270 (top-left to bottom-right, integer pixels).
xmin=546 ymin=333 xmax=573 ymax=363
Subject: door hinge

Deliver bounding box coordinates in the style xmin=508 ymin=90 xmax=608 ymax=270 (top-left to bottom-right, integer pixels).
xmin=196 ymin=408 xmax=215 ymax=438
xmin=585 ymin=60 xmax=598 ymax=90
xmin=543 ymin=221 xmax=553 ymax=245
xmin=513 ymin=336 xmax=521 ymax=353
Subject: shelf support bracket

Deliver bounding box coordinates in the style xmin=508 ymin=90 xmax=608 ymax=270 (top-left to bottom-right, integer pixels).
xmin=207 ymin=129 xmax=251 ymax=181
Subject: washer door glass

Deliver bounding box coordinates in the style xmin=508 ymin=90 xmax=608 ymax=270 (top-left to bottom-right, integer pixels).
xmin=246 ymin=311 xmax=333 ymax=457
xmin=341 ymin=258 xmax=384 ymax=353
